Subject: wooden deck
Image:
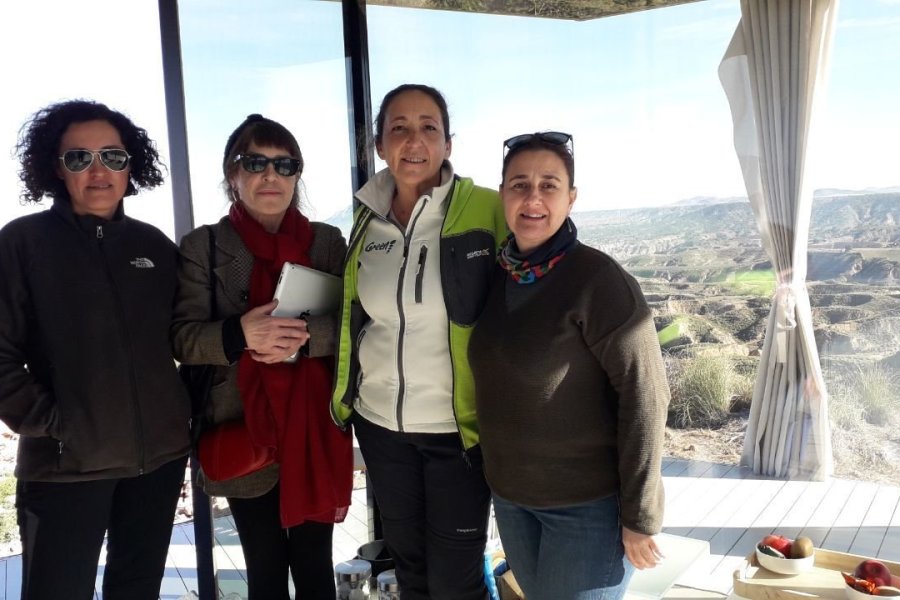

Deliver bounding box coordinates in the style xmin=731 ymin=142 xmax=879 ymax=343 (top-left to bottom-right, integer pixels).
xmin=0 ymin=457 xmax=897 ymax=599
xmin=659 ymin=458 xmax=900 ymax=596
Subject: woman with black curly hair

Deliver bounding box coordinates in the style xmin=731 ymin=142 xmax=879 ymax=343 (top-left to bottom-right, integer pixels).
xmin=0 ymin=99 xmax=191 ymax=600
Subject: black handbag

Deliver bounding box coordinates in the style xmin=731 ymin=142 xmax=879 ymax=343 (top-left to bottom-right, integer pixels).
xmin=178 ymin=225 xmax=217 ymax=447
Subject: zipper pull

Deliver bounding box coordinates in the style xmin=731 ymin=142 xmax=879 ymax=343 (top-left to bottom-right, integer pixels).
xmin=400 ymin=240 xmax=409 ymax=270
xmin=415 ymin=246 xmax=428 ymax=303
xmin=416 ymin=245 xmax=428 ymax=273
xmin=96 ymin=225 xmax=104 ymax=239
xmin=58 ymin=440 xmax=64 ymax=454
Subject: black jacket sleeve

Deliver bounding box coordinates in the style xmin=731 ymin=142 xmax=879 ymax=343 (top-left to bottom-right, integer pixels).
xmin=0 ymin=223 xmax=59 ymax=437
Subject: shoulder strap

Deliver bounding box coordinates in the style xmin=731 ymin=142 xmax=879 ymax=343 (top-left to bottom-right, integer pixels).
xmin=206 ymin=225 xmax=218 ymax=320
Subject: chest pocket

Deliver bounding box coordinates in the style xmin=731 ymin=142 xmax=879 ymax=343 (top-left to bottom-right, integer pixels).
xmin=441 ymin=231 xmax=496 ymax=326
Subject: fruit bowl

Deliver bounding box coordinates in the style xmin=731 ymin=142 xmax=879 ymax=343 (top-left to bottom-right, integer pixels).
xmin=846 ymin=584 xmax=873 ymax=600
xmin=844 ymin=575 xmax=900 ymax=600
xmin=755 ymin=546 xmax=815 ymax=575
xmin=843 ymin=559 xmax=900 ymax=599
xmin=845 ymin=583 xmax=900 ymax=600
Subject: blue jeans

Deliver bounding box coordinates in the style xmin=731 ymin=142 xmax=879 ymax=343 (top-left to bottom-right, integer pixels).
xmin=492 ymin=494 xmax=634 ymax=600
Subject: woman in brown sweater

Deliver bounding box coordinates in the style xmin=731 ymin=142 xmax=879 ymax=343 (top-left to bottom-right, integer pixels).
xmin=468 ymin=132 xmax=670 ymax=600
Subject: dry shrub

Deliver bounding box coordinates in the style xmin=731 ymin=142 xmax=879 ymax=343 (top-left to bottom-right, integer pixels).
xmin=828 ymin=392 xmax=866 ymax=431
xmin=853 ymin=364 xmax=900 ymax=427
xmin=831 ymin=422 xmax=897 ymax=484
xmin=826 ymin=361 xmax=900 ymax=486
xmin=828 ymin=362 xmax=900 ymax=428
xmin=667 ymin=355 xmax=747 ymax=428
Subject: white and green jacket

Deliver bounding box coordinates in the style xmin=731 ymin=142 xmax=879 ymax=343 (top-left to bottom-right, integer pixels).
xmin=331 ymin=165 xmax=506 ymax=450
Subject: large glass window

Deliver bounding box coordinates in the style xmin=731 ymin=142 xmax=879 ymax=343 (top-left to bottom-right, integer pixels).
xmin=178 ymin=0 xmax=352 ymax=229
xmin=175 ymin=1 xmax=352 ymax=593
xmin=0 ymin=1 xmax=172 ymax=235
xmin=366 ymin=1 xmax=745 ymax=209
xmin=365 ymin=0 xmax=900 ymax=484
xmin=0 ymin=0 xmax=174 ymax=568
xmin=810 ymin=0 xmax=900 ymax=483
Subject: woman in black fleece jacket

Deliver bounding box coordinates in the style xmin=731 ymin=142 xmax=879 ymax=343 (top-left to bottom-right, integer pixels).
xmin=0 ymin=99 xmax=190 ymax=600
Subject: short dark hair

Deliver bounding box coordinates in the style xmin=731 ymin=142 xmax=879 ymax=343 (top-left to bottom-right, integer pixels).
xmin=502 ymin=138 xmax=576 ymax=188
xmin=14 ymin=99 xmax=164 ymax=204
xmin=374 ymin=84 xmax=451 ymax=144
xmin=222 ymin=114 xmax=304 ymax=207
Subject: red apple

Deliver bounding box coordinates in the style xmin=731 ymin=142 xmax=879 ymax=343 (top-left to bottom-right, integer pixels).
xmin=761 ymin=534 xmax=793 ymax=557
xmin=855 ymin=559 xmax=893 ymax=588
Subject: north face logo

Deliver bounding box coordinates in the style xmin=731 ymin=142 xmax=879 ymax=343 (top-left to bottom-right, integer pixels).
xmin=130 ymin=257 xmax=155 ymax=268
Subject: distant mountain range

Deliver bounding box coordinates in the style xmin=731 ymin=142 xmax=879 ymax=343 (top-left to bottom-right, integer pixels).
xmin=325 ymin=187 xmax=900 ymax=233
xmin=644 ymin=186 xmax=900 ymax=208
xmin=571 ymin=191 xmax=900 ymax=248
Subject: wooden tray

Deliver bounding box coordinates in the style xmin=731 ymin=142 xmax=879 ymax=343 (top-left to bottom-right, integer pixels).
xmin=733 ymin=548 xmax=900 ymax=600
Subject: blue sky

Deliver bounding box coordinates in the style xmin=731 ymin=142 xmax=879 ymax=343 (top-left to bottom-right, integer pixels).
xmin=1 ymin=0 xmax=898 ymax=238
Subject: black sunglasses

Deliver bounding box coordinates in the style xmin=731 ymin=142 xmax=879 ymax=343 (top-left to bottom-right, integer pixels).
xmin=235 ymin=153 xmax=302 ymax=177
xmin=58 ymin=149 xmax=131 ymax=173
xmin=503 ymin=131 xmax=574 ymax=157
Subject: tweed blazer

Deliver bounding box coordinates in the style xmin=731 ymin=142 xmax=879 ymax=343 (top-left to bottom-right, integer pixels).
xmin=171 ymin=215 xmax=347 ymax=498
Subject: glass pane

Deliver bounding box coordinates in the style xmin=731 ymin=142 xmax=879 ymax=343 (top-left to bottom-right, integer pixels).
xmin=365 ymin=0 xmax=752 ymax=455
xmin=365 ymin=0 xmax=900 ymax=485
xmin=367 ymin=0 xmax=745 ymax=211
xmin=0 ymin=0 xmax=173 ymax=236
xmin=810 ymin=0 xmax=900 ymax=485
xmin=178 ymin=0 xmax=351 ymax=230
xmin=176 ymin=2 xmax=353 ymax=596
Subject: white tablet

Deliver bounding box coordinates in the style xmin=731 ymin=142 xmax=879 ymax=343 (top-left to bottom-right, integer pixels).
xmin=271 ymin=262 xmax=342 ymax=318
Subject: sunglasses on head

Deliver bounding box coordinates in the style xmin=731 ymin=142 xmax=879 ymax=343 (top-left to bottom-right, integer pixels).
xmin=234 ymin=153 xmax=302 ymax=177
xmin=59 ymin=149 xmax=131 ymax=173
xmin=502 ymin=131 xmax=574 ymax=157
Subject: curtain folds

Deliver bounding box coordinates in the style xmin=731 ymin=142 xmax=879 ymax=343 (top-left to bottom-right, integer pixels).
xmin=718 ymin=0 xmax=840 ymax=480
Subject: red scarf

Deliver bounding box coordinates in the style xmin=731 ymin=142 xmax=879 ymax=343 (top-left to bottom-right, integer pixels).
xmin=229 ymin=201 xmax=352 ymax=527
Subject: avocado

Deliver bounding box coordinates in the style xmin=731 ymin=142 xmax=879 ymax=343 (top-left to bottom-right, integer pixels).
xmin=791 ymin=536 xmax=814 ymax=559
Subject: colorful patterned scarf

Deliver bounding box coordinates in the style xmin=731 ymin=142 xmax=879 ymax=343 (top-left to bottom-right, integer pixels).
xmin=498 ymin=217 xmax=579 ymax=284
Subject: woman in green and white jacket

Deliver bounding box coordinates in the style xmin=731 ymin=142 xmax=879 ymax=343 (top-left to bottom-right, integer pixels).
xmin=331 ymin=83 xmax=506 ymax=600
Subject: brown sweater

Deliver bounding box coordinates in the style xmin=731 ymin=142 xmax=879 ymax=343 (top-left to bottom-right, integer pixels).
xmin=469 ymin=243 xmax=669 ymax=534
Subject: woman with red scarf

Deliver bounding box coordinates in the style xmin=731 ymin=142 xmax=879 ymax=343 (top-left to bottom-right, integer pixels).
xmin=172 ymin=114 xmax=352 ymax=599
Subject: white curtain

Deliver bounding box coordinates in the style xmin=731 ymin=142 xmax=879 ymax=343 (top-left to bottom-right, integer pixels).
xmin=718 ymin=0 xmax=839 ymax=480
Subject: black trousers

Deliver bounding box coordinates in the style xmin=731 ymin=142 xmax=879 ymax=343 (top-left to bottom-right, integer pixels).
xmin=15 ymin=455 xmax=187 ymax=600
xmin=354 ymin=415 xmax=491 ymax=600
xmin=228 ymin=484 xmax=335 ymax=600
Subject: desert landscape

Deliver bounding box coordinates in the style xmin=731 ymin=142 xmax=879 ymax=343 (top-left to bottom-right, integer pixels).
xmin=573 ymin=189 xmax=900 ymax=484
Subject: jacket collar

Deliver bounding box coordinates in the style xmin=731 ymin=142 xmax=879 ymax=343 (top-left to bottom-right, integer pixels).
xmin=355 ymin=161 xmax=455 ymax=219
xmin=51 ymin=196 xmax=126 ymax=240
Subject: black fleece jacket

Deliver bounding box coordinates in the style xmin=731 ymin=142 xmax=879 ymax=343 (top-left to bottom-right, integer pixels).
xmin=0 ymin=199 xmax=190 ymax=482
